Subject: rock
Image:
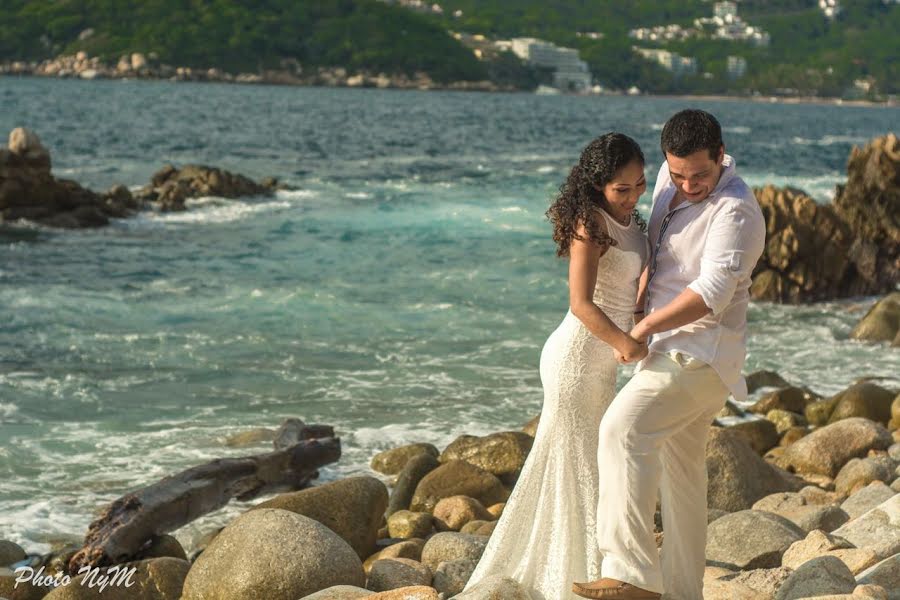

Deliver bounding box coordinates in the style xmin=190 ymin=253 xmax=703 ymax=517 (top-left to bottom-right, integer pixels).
xmin=782 ymin=504 xmax=850 ymax=533
xmin=252 ymin=475 xmax=388 ymax=559
xmin=0 ymin=540 xmax=26 ymax=566
xmin=828 ymin=383 xmax=896 ymax=425
xmin=410 ymin=460 xmax=509 ymax=513
xmin=840 ymin=481 xmax=897 ymax=519
xmin=706 ymin=427 xmax=803 ymax=512
xmin=774 ymin=555 xmax=856 ymax=599
xmin=800 ymin=485 xmax=845 ymax=505
xmin=367 ymin=586 xmax=440 ymax=600
xmin=363 ymin=540 xmax=425 ymax=575
xmin=43 ymin=557 xmax=190 ymax=600
xmin=807 ymin=395 xmax=843 ymax=426
xmin=224 ymin=427 xmax=276 ymax=447
xmin=521 ymin=414 xmax=540 ymax=437
xmin=366 ymin=558 xmax=432 ymax=591
xmin=702 ymin=576 xmax=767 ymax=600
xmin=301 ymin=585 xmax=374 ymax=600
xmin=432 ymin=558 xmax=478 ymax=596
xmin=853 ymin=584 xmax=890 ymax=600
xmin=131 ymin=53 xmax=147 ymax=70
xmin=135 ymin=163 xmax=279 ymax=211
xmin=386 ymin=511 xmax=433 ymax=539
xmin=766 ymin=409 xmax=807 ymax=434
xmin=830 ymin=134 xmax=900 ymax=299
xmin=835 ymin=457 xmax=896 ymax=495
xmin=8 ymin=127 xmax=49 ymax=167
xmin=716 ymin=567 xmax=793 ymax=597
xmin=751 ymin=387 xmax=818 ymax=415
xmin=387 ymin=453 xmax=440 ymax=517
xmin=856 ymin=554 xmax=900 ymax=598
xmin=0 ymin=568 xmax=48 ymax=600
xmin=779 ymin=418 xmax=893 ymax=477
xmin=486 ymin=503 xmax=505 ymax=519
xmin=420 ymin=533 xmax=488 ymax=571
xmin=780 ymin=426 xmax=809 ymax=447
xmin=453 ymin=574 xmax=533 ymax=599
xmin=181 ymin=509 xmax=364 ymax=600
xmin=439 ymin=432 xmax=533 ymax=476
xmin=727 ymin=418 xmax=781 ymax=454
xmin=851 ymin=293 xmax=900 ymax=344
xmin=432 ymin=496 xmax=493 ymax=531
xmin=832 ymin=493 xmax=900 ymax=559
xmin=746 ymin=370 xmax=792 ymax=394
xmin=135 ymin=534 xmax=187 ymax=561
xmin=705 ymin=509 xmax=806 ymax=570
xmin=371 ymin=443 xmax=439 ymax=476
xmin=753 ymin=492 xmax=807 ymax=513
xmin=782 ymin=529 xmax=851 ymax=566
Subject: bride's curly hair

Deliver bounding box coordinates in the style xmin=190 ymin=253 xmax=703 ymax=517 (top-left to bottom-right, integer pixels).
xmin=546 ymin=132 xmax=647 ymax=257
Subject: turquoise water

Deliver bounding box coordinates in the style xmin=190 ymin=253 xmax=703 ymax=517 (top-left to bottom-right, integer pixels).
xmin=0 ymin=78 xmax=898 ymax=554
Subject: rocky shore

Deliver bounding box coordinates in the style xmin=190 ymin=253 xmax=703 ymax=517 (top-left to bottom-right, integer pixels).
xmin=1 ymin=371 xmax=899 ymax=600
xmin=0 ymin=127 xmax=285 ymax=228
xmin=0 ymin=52 xmax=507 ymax=92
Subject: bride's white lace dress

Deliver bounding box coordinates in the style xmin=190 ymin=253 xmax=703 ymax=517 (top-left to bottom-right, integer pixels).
xmin=459 ymin=208 xmax=649 ymax=600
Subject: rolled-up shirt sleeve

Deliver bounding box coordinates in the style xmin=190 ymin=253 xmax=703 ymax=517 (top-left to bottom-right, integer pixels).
xmin=687 ymin=200 xmax=766 ymax=316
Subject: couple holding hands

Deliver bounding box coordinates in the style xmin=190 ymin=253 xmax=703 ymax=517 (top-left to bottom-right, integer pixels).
xmin=460 ymin=109 xmax=766 ymax=600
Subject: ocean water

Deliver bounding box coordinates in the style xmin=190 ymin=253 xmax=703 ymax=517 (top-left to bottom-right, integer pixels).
xmin=0 ymin=77 xmax=898 ymax=555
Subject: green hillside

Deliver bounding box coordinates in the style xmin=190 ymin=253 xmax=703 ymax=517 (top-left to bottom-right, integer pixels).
xmin=0 ymin=0 xmax=488 ymax=82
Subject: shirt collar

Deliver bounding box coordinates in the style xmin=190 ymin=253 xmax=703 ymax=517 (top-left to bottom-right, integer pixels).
xmin=709 ymin=154 xmax=737 ymax=199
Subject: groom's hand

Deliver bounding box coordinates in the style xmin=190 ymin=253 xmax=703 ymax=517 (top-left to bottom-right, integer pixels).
xmin=615 ymin=335 xmax=648 ymax=364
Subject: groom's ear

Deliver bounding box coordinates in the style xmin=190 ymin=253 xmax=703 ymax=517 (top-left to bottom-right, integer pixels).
xmin=716 ymin=145 xmax=725 ymax=164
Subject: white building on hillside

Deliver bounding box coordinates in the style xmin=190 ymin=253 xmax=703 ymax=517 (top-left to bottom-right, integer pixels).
xmin=510 ymin=37 xmax=592 ymax=92
xmin=634 ymin=48 xmax=698 ymax=76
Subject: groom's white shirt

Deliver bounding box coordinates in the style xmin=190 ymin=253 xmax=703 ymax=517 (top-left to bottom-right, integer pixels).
xmin=637 ymin=154 xmax=766 ymax=403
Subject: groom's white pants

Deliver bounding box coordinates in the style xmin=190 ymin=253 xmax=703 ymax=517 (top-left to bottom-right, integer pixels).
xmin=596 ymin=350 xmax=728 ymax=600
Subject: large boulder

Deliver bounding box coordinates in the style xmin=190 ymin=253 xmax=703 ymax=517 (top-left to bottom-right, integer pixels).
xmin=410 ymin=460 xmax=509 ymax=513
xmin=726 ymin=418 xmax=781 ymax=454
xmin=42 ymin=557 xmax=190 ymax=600
xmin=856 ymin=554 xmax=900 ymax=597
xmin=439 ymin=432 xmax=533 ymax=476
xmin=134 ymin=163 xmax=280 ymax=211
xmin=832 ymin=493 xmax=900 ymax=559
xmin=387 ymin=453 xmax=440 ymax=517
xmin=778 ymin=418 xmax=893 ymax=477
xmin=834 ymin=456 xmax=896 ymax=496
xmin=371 ymin=443 xmax=439 ymax=476
xmin=851 ymin=293 xmax=900 ymax=345
xmin=840 ymin=481 xmax=897 ymax=519
xmin=1 ymin=128 xmax=140 ymax=227
xmin=706 ymin=427 xmax=803 ymax=512
xmin=252 ymin=475 xmax=388 ymax=559
xmin=782 ymin=529 xmax=879 ymax=574
xmin=827 ymin=383 xmax=896 ymax=425
xmin=750 ymin=134 xmax=900 ymax=303
xmin=773 ymin=555 xmax=856 ymax=600
xmin=366 ymin=558 xmax=432 ymax=591
xmin=432 ymin=496 xmax=494 ymax=531
xmin=750 ymin=387 xmax=818 ymax=415
xmin=419 ymin=532 xmax=488 ymax=571
xmin=181 ymin=509 xmax=365 ymax=600
xmin=705 ymin=510 xmax=806 ymax=570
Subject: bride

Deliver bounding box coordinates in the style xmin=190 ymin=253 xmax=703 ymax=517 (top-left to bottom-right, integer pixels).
xmin=459 ymin=133 xmax=650 ymax=600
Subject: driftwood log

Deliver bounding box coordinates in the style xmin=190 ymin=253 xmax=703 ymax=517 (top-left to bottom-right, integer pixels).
xmin=68 ymin=418 xmax=340 ymax=574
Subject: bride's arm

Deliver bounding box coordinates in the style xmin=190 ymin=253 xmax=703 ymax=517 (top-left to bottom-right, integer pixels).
xmin=568 ymin=222 xmax=645 ymax=360
xmin=633 ymin=265 xmax=649 ymax=325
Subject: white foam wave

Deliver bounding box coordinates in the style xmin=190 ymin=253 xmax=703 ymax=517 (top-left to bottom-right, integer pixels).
xmin=791 ymin=134 xmax=868 ymax=147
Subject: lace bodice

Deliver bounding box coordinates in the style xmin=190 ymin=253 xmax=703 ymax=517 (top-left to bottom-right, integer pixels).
xmin=591 ymin=208 xmax=650 ymax=322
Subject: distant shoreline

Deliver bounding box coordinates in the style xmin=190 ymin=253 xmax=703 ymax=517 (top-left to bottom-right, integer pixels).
xmin=2 ymin=70 xmax=896 ymax=109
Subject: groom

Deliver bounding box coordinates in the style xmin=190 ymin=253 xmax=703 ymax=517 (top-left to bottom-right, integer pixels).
xmin=573 ymin=109 xmax=766 ymax=600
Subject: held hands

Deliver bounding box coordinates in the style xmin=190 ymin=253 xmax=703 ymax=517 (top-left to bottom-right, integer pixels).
xmin=614 ymin=333 xmax=648 ymax=364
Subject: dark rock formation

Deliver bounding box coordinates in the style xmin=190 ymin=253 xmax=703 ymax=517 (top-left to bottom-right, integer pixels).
xmin=135 ymin=164 xmax=281 ymax=212
xmin=751 ymin=134 xmax=899 ymax=303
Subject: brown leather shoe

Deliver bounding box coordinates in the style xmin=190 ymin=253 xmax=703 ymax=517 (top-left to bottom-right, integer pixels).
xmin=571 ymin=577 xmax=661 ymax=599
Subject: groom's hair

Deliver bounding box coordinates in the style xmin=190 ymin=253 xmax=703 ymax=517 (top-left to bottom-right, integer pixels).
xmin=660 ymin=109 xmax=723 ymax=160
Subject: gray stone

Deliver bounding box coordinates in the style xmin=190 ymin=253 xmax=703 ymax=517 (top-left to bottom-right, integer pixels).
xmin=832 ymin=493 xmax=900 ymax=559
xmin=43 ymin=557 xmax=190 ymax=600
xmin=706 ymin=509 xmax=806 ymax=570
xmin=782 ymin=504 xmax=850 ymax=533
xmin=387 ymin=453 xmax=440 ymax=517
xmin=856 ymin=554 xmax=900 ymax=599
xmin=301 ymin=585 xmax=374 ymax=600
xmin=0 ymin=540 xmax=26 ymax=567
xmin=706 ymin=428 xmax=803 ymax=512
xmin=366 ymin=558 xmax=432 ymax=591
xmin=835 ymin=457 xmax=896 ymax=496
xmin=841 ymin=481 xmax=897 ymax=519
xmin=439 ymin=432 xmax=534 ymax=477
xmin=780 ymin=418 xmax=893 ymax=477
xmin=387 ymin=511 xmax=433 ymax=539
xmin=371 ymin=443 xmax=440 ymax=476
xmin=431 ymin=558 xmax=478 ymax=596
xmin=774 ymin=555 xmax=856 ymax=599
xmin=717 ymin=567 xmax=793 ymax=597
xmin=420 ymin=533 xmax=488 ymax=571
xmin=181 ymin=508 xmax=365 ymax=600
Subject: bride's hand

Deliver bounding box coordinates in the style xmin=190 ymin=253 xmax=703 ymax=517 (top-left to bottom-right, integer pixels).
xmin=615 ymin=335 xmax=648 ymax=364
